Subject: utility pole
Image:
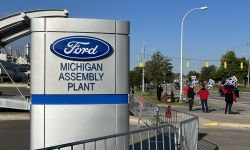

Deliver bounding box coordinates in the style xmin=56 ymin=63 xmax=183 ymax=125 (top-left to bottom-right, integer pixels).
xmin=179 ymin=6 xmax=208 ymax=102
xmin=248 ymin=55 xmax=250 ymax=88
xmin=9 ymin=46 xmax=13 ymax=63
xmin=246 ymin=43 xmax=250 ymax=88
xmin=142 ymin=43 xmax=145 ymax=92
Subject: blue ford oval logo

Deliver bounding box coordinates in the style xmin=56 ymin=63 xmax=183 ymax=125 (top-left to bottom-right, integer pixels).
xmin=50 ymin=36 xmax=113 ymax=61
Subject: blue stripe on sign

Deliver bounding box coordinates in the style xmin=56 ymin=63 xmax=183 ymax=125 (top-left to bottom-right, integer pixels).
xmin=32 ymin=94 xmax=128 ymax=104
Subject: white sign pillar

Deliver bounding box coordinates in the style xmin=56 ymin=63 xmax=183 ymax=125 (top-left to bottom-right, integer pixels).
xmin=30 ymin=18 xmax=129 ymax=150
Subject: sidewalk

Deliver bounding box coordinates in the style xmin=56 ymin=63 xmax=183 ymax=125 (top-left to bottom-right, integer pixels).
xmin=0 ymin=83 xmax=28 ymax=88
xmin=0 ymin=112 xmax=29 ymax=121
xmin=171 ymin=98 xmax=250 ymax=130
xmin=136 ymin=92 xmax=250 ymax=130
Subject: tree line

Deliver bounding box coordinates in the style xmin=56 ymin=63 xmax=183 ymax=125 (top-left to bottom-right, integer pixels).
xmin=188 ymin=50 xmax=248 ymax=85
xmin=130 ymin=51 xmax=173 ymax=89
xmin=130 ymin=50 xmax=249 ymax=89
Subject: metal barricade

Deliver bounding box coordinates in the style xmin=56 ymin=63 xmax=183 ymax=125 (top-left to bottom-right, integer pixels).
xmin=129 ymin=95 xmax=158 ymax=127
xmin=179 ymin=118 xmax=199 ymax=150
xmin=37 ymin=124 xmax=175 ymax=150
xmin=129 ymin=94 xmax=199 ymax=150
xmin=157 ymin=106 xmax=199 ymax=150
xmin=39 ymin=94 xmax=198 ymax=150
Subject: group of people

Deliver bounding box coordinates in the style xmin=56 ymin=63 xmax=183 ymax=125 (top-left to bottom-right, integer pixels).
xmin=156 ymin=82 xmax=237 ymax=114
xmin=184 ymin=82 xmax=237 ymax=114
xmin=184 ymin=83 xmax=209 ymax=112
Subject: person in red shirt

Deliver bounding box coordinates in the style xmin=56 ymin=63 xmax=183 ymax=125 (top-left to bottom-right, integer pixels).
xmin=197 ymin=84 xmax=209 ymax=113
xmin=183 ymin=84 xmax=189 ymax=101
xmin=221 ymin=84 xmax=237 ymax=114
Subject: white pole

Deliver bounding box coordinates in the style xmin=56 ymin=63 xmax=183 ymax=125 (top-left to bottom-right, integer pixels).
xmin=142 ymin=43 xmax=145 ymax=92
xmin=179 ymin=7 xmax=207 ymax=102
xmin=142 ymin=68 xmax=145 ymax=92
xmin=248 ymin=56 xmax=250 ymax=88
xmin=180 ymin=15 xmax=184 ymax=102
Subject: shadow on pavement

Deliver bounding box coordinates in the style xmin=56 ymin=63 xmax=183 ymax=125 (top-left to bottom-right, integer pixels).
xmin=193 ymin=108 xmax=202 ymax=111
xmin=198 ymin=133 xmax=218 ymax=150
xmin=229 ymin=111 xmax=240 ymax=114
xmin=129 ymin=134 xmax=175 ymax=150
xmin=207 ymin=108 xmax=218 ymax=113
xmin=0 ymin=108 xmax=29 ymax=112
xmin=129 ymin=133 xmax=219 ymax=150
xmin=192 ymin=108 xmax=219 ymax=113
xmin=236 ymin=109 xmax=244 ymax=112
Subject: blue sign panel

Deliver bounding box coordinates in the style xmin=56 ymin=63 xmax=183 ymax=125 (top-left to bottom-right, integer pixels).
xmin=50 ymin=36 xmax=113 ymax=61
xmin=32 ymin=94 xmax=128 ymax=104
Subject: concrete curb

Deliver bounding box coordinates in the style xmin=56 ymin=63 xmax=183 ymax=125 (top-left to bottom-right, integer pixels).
xmin=0 ymin=113 xmax=30 ymax=121
xmin=0 ymin=84 xmax=28 ymax=88
xmin=203 ymin=122 xmax=250 ymax=129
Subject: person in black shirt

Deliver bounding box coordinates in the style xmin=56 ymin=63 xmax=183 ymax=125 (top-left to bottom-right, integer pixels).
xmin=156 ymin=84 xmax=163 ymax=101
xmin=187 ymin=84 xmax=196 ymax=111
xmin=222 ymin=84 xmax=236 ymax=114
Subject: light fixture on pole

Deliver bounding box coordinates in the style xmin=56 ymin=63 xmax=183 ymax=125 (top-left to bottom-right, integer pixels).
xmin=224 ymin=61 xmax=227 ymax=69
xmin=205 ymin=60 xmax=209 ymax=68
xmin=186 ymin=59 xmax=190 ymax=67
xmin=180 ymin=6 xmax=208 ymax=102
xmin=240 ymin=62 xmax=243 ymax=69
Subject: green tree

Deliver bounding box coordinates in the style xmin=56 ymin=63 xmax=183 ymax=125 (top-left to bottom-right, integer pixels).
xmin=187 ymin=71 xmax=200 ymax=82
xmin=144 ymin=51 xmax=173 ymax=84
xmin=237 ymin=57 xmax=248 ymax=85
xmin=200 ymin=65 xmax=217 ymax=82
xmin=129 ymin=67 xmax=142 ymax=89
xmin=217 ymin=50 xmax=248 ymax=83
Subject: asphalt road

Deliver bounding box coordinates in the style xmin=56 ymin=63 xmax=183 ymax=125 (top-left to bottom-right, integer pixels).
xmin=0 ymin=87 xmax=250 ymax=150
xmin=0 ymin=119 xmax=30 ymax=150
xmin=2 ymin=119 xmax=250 ymax=150
xmin=199 ymin=128 xmax=250 ymax=150
xmin=159 ymin=85 xmax=250 ymax=150
xmin=0 ymin=87 xmax=29 ymax=150
xmin=173 ymin=92 xmax=250 ymax=150
xmin=209 ymin=92 xmax=250 ymax=105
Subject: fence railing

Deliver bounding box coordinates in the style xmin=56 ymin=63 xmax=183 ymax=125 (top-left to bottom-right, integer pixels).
xmin=179 ymin=117 xmax=199 ymax=150
xmin=129 ymin=94 xmax=199 ymax=150
xmin=37 ymin=124 xmax=175 ymax=150
xmin=38 ymin=94 xmax=198 ymax=150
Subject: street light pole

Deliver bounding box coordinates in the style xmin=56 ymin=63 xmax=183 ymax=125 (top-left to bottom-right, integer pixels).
xmin=245 ymin=43 xmax=250 ymax=88
xmin=142 ymin=43 xmax=145 ymax=92
xmin=180 ymin=6 xmax=208 ymax=102
xmin=248 ymin=55 xmax=250 ymax=88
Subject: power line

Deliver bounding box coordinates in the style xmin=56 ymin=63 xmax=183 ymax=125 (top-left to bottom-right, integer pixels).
xmin=166 ymin=56 xmax=220 ymax=62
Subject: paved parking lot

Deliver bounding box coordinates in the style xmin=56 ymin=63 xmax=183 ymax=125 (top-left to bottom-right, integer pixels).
xmin=0 ymin=119 xmax=29 ymax=150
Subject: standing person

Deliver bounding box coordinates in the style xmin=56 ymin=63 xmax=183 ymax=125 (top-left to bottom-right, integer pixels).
xmin=131 ymin=85 xmax=135 ymax=94
xmin=183 ymin=84 xmax=189 ymax=102
xmin=234 ymin=84 xmax=240 ymax=98
xmin=162 ymin=87 xmax=168 ymax=102
xmin=197 ymin=84 xmax=209 ymax=113
xmin=222 ymin=84 xmax=236 ymax=114
xmin=187 ymin=83 xmax=196 ymax=111
xmin=156 ymin=84 xmax=163 ymax=101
